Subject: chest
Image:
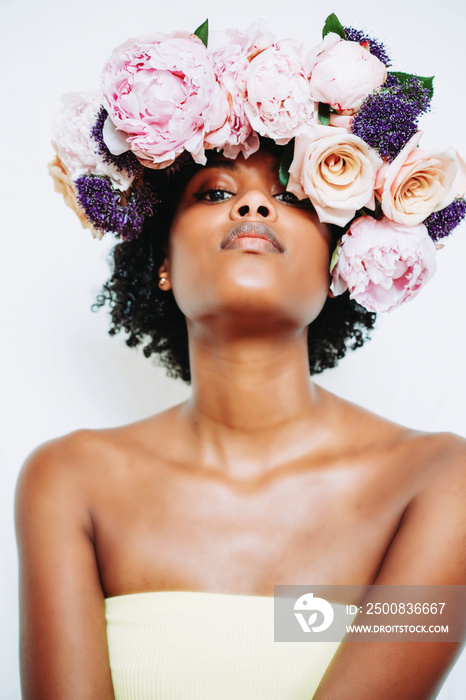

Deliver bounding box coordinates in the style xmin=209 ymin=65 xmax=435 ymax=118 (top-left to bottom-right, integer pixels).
xmin=93 ymin=454 xmax=412 ymax=597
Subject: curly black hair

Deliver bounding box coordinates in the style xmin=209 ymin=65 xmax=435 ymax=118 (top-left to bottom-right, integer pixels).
xmin=94 ymin=143 xmax=377 ymax=383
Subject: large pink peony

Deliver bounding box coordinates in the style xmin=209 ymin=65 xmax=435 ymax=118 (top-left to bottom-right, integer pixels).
xmin=209 ymin=24 xmax=275 ymax=158
xmin=101 ymin=31 xmax=230 ymax=167
xmin=330 ymin=216 xmax=437 ymax=313
xmin=52 ymin=91 xmax=134 ymax=191
xmin=307 ymin=33 xmax=387 ymax=112
xmin=221 ymin=23 xmax=275 ymax=60
xmin=244 ymin=39 xmax=314 ymax=144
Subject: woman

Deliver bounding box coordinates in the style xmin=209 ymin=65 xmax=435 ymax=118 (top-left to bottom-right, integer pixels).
xmin=15 ymin=16 xmax=466 ymax=700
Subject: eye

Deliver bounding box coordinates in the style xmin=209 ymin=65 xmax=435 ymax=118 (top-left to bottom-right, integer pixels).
xmin=193 ymin=188 xmax=234 ymax=203
xmin=274 ymin=191 xmax=304 ymax=205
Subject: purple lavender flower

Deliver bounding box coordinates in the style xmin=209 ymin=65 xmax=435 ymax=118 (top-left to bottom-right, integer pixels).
xmin=90 ymin=106 xmax=142 ymax=178
xmin=343 ymin=26 xmax=391 ymax=67
xmin=384 ymin=73 xmax=400 ymax=89
xmin=75 ymin=174 xmax=158 ymax=239
xmin=351 ymin=75 xmax=431 ymax=161
xmin=424 ymin=198 xmax=466 ymax=242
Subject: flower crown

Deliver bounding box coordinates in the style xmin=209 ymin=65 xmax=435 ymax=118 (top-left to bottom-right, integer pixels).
xmin=49 ymin=14 xmax=466 ymax=314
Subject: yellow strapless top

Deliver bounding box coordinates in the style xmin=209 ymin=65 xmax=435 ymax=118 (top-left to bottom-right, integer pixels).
xmin=105 ymin=590 xmax=345 ymax=700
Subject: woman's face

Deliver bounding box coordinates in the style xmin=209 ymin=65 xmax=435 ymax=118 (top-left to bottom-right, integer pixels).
xmin=163 ymin=148 xmax=333 ymax=331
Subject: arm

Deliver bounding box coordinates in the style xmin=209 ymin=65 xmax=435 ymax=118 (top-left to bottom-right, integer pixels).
xmin=313 ymin=433 xmax=466 ymax=700
xmin=14 ymin=434 xmax=115 ymax=700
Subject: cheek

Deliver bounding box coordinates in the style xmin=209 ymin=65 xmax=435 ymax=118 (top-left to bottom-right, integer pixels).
xmin=287 ymin=243 xmax=331 ymax=323
xmin=167 ymin=214 xmax=217 ymax=316
xmin=281 ymin=219 xmax=332 ymax=323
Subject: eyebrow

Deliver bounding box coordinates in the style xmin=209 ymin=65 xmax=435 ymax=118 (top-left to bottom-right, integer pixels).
xmin=202 ymin=157 xmax=280 ymax=176
xmin=203 ymin=159 xmax=238 ymax=171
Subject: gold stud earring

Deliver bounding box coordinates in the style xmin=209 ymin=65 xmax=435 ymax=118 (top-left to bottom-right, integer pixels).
xmin=159 ymin=276 xmax=167 ymax=285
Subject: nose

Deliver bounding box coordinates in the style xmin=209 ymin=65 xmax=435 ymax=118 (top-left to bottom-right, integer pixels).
xmin=230 ymin=189 xmax=277 ymax=222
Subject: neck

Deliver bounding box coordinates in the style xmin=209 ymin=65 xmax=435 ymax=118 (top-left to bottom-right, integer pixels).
xmin=178 ymin=321 xmax=330 ymax=479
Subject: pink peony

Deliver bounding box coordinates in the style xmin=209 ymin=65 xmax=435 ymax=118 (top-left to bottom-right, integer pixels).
xmin=375 ymin=132 xmax=458 ymax=226
xmin=330 ymin=216 xmax=437 ymax=313
xmin=221 ymin=22 xmax=275 ymax=60
xmin=287 ymin=123 xmax=381 ymax=226
xmin=209 ymin=24 xmax=274 ymax=158
xmin=244 ymin=39 xmax=314 ymax=145
xmin=306 ymin=33 xmax=387 ymax=112
xmin=101 ymin=31 xmax=230 ymax=167
xmin=52 ymin=92 xmax=134 ymax=191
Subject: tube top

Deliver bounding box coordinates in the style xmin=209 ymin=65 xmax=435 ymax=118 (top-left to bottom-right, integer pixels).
xmin=105 ymin=590 xmax=345 ymax=700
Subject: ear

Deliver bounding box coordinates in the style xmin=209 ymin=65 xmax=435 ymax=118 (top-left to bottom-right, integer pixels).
xmin=158 ymin=258 xmax=172 ymax=291
xmin=327 ymin=287 xmax=335 ymax=299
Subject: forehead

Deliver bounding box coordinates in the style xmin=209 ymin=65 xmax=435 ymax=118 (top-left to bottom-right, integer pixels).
xmin=188 ymin=148 xmax=281 ymax=183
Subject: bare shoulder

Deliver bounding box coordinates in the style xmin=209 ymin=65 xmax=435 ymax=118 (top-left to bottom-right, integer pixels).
xmin=400 ymin=429 xmax=466 ymax=519
xmin=370 ymin=429 xmax=466 ymax=585
xmin=16 ymin=429 xmax=121 ymax=498
xmin=412 ymin=429 xmax=466 ymax=474
xmin=15 ymin=429 xmax=121 ymax=699
xmin=407 ymin=429 xmax=466 ymax=514
xmin=15 ymin=425 xmax=143 ymax=533
xmin=321 ymin=384 xmax=464 ymax=456
xmin=319 ymin=387 xmax=466 ymax=504
xmin=17 ymin=404 xmax=177 ymax=481
xmin=317 ymin=385 xmax=424 ymax=454
xmin=15 ymin=431 xmax=103 ymax=546
xmin=15 ymin=405 xmax=180 ymax=516
xmin=387 ymin=427 xmax=466 ymax=492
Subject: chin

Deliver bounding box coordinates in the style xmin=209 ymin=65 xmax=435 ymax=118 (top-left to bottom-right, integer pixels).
xmin=173 ymin=257 xmax=329 ymax=328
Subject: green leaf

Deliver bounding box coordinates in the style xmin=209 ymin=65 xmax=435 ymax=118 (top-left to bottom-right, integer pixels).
xmin=278 ymin=140 xmax=295 ymax=188
xmin=322 ymin=13 xmax=346 ymax=40
xmin=194 ymin=19 xmax=209 ymax=47
xmin=318 ymin=102 xmax=330 ymax=126
xmin=329 ymin=244 xmax=340 ymax=273
xmin=389 ymin=71 xmax=434 ymax=99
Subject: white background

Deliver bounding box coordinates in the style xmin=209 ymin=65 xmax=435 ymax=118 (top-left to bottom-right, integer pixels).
xmin=1 ymin=0 xmax=465 ymax=697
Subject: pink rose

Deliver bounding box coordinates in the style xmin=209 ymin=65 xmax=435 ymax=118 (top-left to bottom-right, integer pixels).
xmin=330 ymin=216 xmax=437 ymax=313
xmin=52 ymin=92 xmax=134 ymax=191
xmin=375 ymin=132 xmax=458 ymax=226
xmin=287 ymin=124 xmax=381 ymax=226
xmin=306 ymin=33 xmax=387 ymax=112
xmin=101 ymin=31 xmax=230 ymax=167
xmin=244 ymin=39 xmax=314 ymax=145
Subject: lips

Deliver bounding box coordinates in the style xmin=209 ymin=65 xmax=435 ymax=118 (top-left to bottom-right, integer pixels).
xmin=220 ymin=222 xmax=285 ymax=253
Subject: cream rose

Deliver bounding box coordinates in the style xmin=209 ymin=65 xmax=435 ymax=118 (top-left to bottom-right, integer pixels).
xmin=375 ymin=132 xmax=458 ymax=226
xmin=453 ymin=150 xmax=466 ymax=198
xmin=287 ymin=123 xmax=382 ymax=226
xmin=48 ymin=153 xmax=102 ymax=239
